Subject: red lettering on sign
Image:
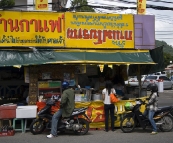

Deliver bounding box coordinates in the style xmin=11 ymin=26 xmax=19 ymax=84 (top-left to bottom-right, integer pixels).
xmin=0 ymin=18 xmax=7 ymax=32
xmin=38 ymin=4 xmax=47 ymax=8
xmin=67 ymin=28 xmax=133 ymax=44
xmin=8 ymin=19 xmax=19 ymax=32
xmin=138 ymin=8 xmax=145 ymax=13
xmin=0 ymin=14 xmax=64 ymax=33
xmin=83 ymin=29 xmax=89 ymax=39
xmin=19 ymin=19 xmax=29 ymax=32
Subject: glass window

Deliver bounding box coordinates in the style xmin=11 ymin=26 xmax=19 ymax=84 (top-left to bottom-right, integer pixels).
xmin=159 ymin=76 xmax=169 ymax=81
xmin=146 ymin=76 xmax=157 ymax=80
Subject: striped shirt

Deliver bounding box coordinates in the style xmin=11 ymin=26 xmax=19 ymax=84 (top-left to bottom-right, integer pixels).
xmin=146 ymin=92 xmax=158 ymax=111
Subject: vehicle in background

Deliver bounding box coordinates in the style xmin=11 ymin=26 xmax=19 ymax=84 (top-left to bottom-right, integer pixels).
xmin=150 ymin=71 xmax=167 ymax=76
xmin=142 ymin=75 xmax=173 ymax=89
xmin=170 ymin=76 xmax=173 ymax=84
xmin=170 ymin=76 xmax=173 ymax=80
xmin=125 ymin=75 xmax=146 ymax=86
xmin=155 ymin=71 xmax=167 ymax=76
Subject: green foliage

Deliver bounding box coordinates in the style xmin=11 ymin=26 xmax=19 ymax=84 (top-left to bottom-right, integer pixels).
xmin=156 ymin=40 xmax=173 ymax=67
xmin=0 ymin=0 xmax=15 ymax=7
xmin=70 ymin=0 xmax=95 ymax=12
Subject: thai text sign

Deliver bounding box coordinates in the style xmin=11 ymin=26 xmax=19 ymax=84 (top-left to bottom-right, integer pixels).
xmin=0 ymin=11 xmax=65 ymax=47
xmin=35 ymin=0 xmax=48 ymax=10
xmin=137 ymin=0 xmax=146 ymax=14
xmin=65 ymin=12 xmax=134 ymax=48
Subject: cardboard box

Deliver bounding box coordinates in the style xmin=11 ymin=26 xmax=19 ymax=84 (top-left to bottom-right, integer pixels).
xmin=16 ymin=106 xmax=37 ymax=118
xmin=0 ymin=105 xmax=17 ymax=119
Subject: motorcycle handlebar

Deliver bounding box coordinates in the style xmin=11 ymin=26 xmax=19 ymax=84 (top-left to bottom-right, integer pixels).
xmin=136 ymin=98 xmax=146 ymax=105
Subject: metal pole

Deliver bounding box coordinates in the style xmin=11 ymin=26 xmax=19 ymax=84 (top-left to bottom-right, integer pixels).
xmin=138 ymin=65 xmax=141 ymax=97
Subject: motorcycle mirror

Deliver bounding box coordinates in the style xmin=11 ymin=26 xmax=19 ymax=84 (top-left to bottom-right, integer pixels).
xmin=78 ymin=85 xmax=81 ymax=89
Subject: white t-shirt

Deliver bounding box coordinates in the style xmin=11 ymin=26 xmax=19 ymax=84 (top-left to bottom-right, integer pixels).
xmin=102 ymin=88 xmax=116 ymax=104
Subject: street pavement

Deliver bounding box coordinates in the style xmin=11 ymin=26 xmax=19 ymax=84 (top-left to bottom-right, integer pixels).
xmin=0 ymin=90 xmax=173 ymax=143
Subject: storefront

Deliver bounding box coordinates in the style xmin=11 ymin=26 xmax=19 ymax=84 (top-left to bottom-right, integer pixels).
xmin=0 ymin=10 xmax=155 ymax=128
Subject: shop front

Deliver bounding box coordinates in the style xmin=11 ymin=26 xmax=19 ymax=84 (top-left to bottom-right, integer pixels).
xmin=0 ymin=11 xmax=155 ymax=128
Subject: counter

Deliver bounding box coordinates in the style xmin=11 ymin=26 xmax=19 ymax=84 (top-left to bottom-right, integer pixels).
xmin=36 ymin=96 xmax=148 ymax=128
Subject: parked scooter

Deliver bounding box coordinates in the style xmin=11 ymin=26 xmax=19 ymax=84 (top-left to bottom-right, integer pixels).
xmin=120 ymin=98 xmax=173 ymax=133
xmin=30 ymin=96 xmax=90 ymax=135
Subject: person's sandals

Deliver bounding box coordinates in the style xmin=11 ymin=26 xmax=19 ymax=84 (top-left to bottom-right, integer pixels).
xmin=150 ymin=131 xmax=158 ymax=135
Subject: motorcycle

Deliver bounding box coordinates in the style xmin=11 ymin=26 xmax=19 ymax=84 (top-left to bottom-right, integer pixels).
xmin=30 ymin=97 xmax=90 ymax=135
xmin=120 ymin=98 xmax=173 ymax=133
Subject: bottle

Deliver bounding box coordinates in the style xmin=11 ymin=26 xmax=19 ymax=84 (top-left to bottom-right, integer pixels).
xmin=2 ymin=126 xmax=4 ymax=132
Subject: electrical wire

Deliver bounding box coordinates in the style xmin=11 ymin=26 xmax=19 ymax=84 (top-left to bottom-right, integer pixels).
xmin=1 ymin=1 xmax=173 ymax=11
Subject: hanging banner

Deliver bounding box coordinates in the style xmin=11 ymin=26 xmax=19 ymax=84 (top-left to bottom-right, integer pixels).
xmin=65 ymin=12 xmax=134 ymax=49
xmin=137 ymin=0 xmax=146 ymax=15
xmin=35 ymin=0 xmax=48 ymax=10
xmin=0 ymin=11 xmax=65 ymax=47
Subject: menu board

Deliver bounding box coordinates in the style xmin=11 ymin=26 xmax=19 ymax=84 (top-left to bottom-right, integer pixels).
xmin=38 ymin=81 xmax=62 ymax=98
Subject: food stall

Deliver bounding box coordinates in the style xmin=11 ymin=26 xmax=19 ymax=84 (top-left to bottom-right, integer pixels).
xmin=0 ymin=11 xmax=155 ymax=129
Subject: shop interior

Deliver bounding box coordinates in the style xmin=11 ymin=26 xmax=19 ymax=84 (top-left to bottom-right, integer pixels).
xmin=0 ymin=64 xmax=145 ymax=105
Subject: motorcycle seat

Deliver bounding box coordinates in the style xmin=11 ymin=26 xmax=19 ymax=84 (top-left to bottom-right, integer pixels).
xmin=156 ymin=106 xmax=172 ymax=113
xmin=73 ymin=108 xmax=86 ymax=111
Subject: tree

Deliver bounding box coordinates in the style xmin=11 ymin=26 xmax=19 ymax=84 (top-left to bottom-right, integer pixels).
xmin=70 ymin=0 xmax=95 ymax=12
xmin=0 ymin=0 xmax=15 ymax=8
xmin=156 ymin=40 xmax=173 ymax=67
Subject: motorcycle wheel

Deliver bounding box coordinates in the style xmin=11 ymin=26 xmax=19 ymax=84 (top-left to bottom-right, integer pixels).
xmin=120 ymin=116 xmax=136 ymax=133
xmin=73 ymin=118 xmax=89 ymax=135
xmin=158 ymin=115 xmax=173 ymax=132
xmin=30 ymin=118 xmax=46 ymax=135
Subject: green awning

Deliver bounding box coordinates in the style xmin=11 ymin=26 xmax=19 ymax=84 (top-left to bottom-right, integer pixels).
xmin=0 ymin=50 xmax=155 ymax=67
xmin=52 ymin=50 xmax=154 ymax=64
xmin=128 ymin=46 xmax=164 ymax=76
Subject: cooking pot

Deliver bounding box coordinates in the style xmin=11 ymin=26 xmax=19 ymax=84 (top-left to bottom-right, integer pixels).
xmin=92 ymin=94 xmax=102 ymax=101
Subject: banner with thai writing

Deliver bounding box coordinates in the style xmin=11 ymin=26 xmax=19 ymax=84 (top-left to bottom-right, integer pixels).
xmin=65 ymin=12 xmax=134 ymax=49
xmin=0 ymin=11 xmax=65 ymax=47
xmin=35 ymin=0 xmax=48 ymax=10
xmin=137 ymin=0 xmax=146 ymax=15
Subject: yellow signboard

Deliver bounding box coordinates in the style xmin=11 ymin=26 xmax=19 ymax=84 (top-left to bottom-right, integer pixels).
xmin=137 ymin=0 xmax=146 ymax=15
xmin=65 ymin=12 xmax=134 ymax=49
xmin=0 ymin=11 xmax=65 ymax=47
xmin=35 ymin=0 xmax=48 ymax=10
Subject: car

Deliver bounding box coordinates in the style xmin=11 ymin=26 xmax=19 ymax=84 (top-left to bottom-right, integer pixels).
xmin=142 ymin=75 xmax=173 ymax=89
xmin=170 ymin=76 xmax=173 ymax=80
xmin=125 ymin=75 xmax=146 ymax=86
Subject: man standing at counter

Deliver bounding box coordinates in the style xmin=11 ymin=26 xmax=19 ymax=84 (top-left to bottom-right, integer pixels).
xmin=94 ymin=75 xmax=106 ymax=93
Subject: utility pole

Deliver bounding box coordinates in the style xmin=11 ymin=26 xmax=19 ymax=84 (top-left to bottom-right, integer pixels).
xmin=137 ymin=0 xmax=147 ymax=97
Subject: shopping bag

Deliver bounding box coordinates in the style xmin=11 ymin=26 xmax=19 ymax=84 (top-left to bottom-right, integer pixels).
xmin=110 ymin=93 xmax=119 ymax=103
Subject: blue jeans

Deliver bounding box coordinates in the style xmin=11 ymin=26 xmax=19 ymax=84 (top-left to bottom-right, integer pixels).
xmin=51 ymin=109 xmax=62 ymax=136
xmin=143 ymin=110 xmax=157 ymax=132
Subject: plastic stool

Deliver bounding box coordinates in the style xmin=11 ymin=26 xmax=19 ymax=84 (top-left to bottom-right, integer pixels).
xmin=13 ymin=118 xmax=24 ymax=132
xmin=24 ymin=118 xmax=34 ymax=133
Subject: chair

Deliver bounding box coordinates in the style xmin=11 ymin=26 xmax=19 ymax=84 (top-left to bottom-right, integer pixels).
xmin=12 ymin=118 xmax=24 ymax=132
xmin=23 ymin=118 xmax=34 ymax=133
